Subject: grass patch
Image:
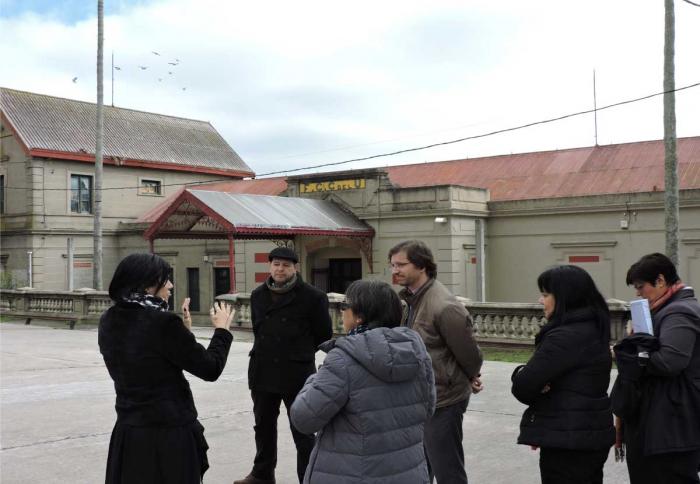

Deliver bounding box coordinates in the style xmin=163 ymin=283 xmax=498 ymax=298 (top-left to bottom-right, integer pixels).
xmin=481 ymin=346 xmax=534 ymax=364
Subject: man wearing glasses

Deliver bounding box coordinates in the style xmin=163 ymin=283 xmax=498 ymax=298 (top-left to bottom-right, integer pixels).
xmin=235 ymin=247 xmax=332 ymax=484
xmin=388 ymin=240 xmax=483 ymax=484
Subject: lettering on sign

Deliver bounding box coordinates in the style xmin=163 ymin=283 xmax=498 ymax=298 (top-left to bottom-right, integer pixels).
xmin=299 ymin=179 xmax=366 ymax=193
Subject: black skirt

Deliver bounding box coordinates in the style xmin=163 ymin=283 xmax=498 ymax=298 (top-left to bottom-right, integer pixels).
xmin=105 ymin=420 xmax=209 ymax=484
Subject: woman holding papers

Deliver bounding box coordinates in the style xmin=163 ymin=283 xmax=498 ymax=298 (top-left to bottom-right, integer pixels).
xmin=617 ymin=253 xmax=700 ymax=484
xmin=511 ymin=265 xmax=615 ymax=484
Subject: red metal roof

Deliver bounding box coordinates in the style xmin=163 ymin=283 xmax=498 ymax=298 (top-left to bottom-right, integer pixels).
xmin=386 ymin=137 xmax=700 ymax=201
xmin=136 ymin=177 xmax=288 ymax=223
xmin=188 ymin=178 xmax=288 ymax=195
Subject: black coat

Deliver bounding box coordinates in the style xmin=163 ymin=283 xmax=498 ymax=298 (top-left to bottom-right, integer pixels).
xmin=511 ymin=308 xmax=615 ymax=450
xmin=248 ymin=276 xmax=333 ymax=395
xmin=617 ymin=287 xmax=700 ymax=456
xmin=99 ymin=302 xmax=233 ymax=483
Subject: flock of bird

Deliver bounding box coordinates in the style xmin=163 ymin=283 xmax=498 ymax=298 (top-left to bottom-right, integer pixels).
xmin=72 ymin=51 xmax=188 ymax=91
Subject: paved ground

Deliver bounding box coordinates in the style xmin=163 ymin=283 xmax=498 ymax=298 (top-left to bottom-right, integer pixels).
xmin=0 ymin=321 xmax=631 ymax=484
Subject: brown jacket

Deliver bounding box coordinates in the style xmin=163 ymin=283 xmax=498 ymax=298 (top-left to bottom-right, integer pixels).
xmin=400 ymin=278 xmax=483 ymax=408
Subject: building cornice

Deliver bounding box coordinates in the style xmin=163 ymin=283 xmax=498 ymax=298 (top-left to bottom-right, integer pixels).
xmin=488 ymin=189 xmax=700 ymax=217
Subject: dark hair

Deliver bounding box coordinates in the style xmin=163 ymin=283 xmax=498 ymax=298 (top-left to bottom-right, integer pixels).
xmin=387 ymin=240 xmax=437 ymax=279
xmin=108 ymin=253 xmax=172 ymax=302
xmin=626 ymin=252 xmax=679 ymax=286
xmin=537 ymin=265 xmax=610 ymax=341
xmin=345 ymin=280 xmax=403 ymax=329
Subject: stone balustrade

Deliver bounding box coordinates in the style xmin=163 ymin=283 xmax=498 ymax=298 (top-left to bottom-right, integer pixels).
xmin=1 ymin=288 xmax=630 ymax=343
xmin=0 ymin=288 xmax=112 ymax=328
xmin=216 ymin=292 xmax=631 ymax=345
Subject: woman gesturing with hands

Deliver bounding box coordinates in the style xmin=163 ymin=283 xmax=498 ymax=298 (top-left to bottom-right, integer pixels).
xmin=99 ymin=253 xmax=236 ymax=484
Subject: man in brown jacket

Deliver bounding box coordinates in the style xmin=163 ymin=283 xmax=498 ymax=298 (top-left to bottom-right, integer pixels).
xmin=389 ymin=240 xmax=483 ymax=484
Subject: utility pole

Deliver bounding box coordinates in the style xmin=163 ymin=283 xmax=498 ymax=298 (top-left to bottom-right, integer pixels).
xmin=664 ymin=0 xmax=679 ymax=266
xmin=93 ymin=0 xmax=104 ymax=289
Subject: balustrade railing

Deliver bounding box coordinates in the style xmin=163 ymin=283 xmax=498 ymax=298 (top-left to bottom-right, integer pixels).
xmin=1 ymin=288 xmax=630 ymax=343
xmin=0 ymin=288 xmax=112 ymax=328
xmin=216 ymin=292 xmax=631 ymax=345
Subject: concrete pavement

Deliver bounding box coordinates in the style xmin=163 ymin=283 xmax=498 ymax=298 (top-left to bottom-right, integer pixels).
xmin=0 ymin=322 xmax=631 ymax=483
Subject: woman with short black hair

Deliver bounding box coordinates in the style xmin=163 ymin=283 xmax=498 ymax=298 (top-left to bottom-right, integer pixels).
xmin=511 ymin=265 xmax=615 ymax=484
xmin=290 ymin=280 xmax=436 ymax=483
xmin=616 ymin=252 xmax=700 ymax=484
xmin=625 ymin=251 xmax=681 ymax=288
xmin=100 ymin=253 xmax=235 ymax=484
xmin=342 ymin=279 xmax=403 ymax=330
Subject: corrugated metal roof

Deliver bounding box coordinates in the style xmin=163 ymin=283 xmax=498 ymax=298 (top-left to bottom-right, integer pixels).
xmin=0 ymin=87 xmax=254 ymax=176
xmin=386 ymin=137 xmax=700 ymax=201
xmin=136 ymin=177 xmax=288 ymax=223
xmin=145 ymin=190 xmax=373 ymax=239
xmin=189 ymin=178 xmax=288 ymax=195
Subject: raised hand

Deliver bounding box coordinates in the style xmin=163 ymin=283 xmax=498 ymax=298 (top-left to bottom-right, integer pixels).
xmin=181 ymin=297 xmax=192 ymax=329
xmin=210 ymin=301 xmax=235 ymax=330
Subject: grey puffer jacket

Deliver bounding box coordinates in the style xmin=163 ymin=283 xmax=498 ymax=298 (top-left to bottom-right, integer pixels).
xmin=290 ymin=326 xmax=436 ymax=484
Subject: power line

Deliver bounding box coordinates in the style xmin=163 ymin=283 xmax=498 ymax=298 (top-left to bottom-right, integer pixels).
xmin=256 ymin=81 xmax=700 ymax=177
xmin=2 ymin=81 xmax=699 ymax=191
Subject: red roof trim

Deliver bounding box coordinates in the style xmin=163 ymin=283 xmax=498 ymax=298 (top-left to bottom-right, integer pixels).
xmin=231 ymin=226 xmax=374 ymax=237
xmin=27 ymin=148 xmax=253 ymax=177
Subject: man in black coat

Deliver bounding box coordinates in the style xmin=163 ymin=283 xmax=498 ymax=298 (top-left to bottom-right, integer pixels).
xmin=234 ymin=247 xmax=333 ymax=484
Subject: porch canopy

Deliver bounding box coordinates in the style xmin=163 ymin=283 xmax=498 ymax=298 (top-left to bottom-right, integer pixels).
xmin=143 ymin=189 xmax=375 ymax=292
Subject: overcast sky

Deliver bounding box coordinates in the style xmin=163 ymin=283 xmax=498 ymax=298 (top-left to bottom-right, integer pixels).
xmin=1 ymin=0 xmax=699 ymax=177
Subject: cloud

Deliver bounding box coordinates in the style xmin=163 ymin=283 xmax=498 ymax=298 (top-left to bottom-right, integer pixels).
xmin=1 ymin=0 xmax=699 ymax=176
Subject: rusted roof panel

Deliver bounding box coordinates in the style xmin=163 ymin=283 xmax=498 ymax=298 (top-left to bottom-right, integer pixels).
xmin=386 ymin=137 xmax=700 ymax=201
xmin=0 ymin=87 xmax=254 ymax=176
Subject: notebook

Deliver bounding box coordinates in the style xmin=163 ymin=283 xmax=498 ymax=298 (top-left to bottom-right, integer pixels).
xmin=630 ymin=299 xmax=654 ymax=335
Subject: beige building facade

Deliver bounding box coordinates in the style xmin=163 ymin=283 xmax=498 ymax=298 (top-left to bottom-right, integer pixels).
xmin=2 ymin=88 xmax=700 ymax=318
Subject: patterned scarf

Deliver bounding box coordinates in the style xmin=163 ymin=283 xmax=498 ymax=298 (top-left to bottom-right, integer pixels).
xmin=123 ymin=292 xmax=169 ymax=311
xmin=347 ymin=323 xmax=369 ymax=336
xmin=650 ymin=281 xmax=685 ymax=312
xmin=266 ymin=273 xmax=298 ymax=295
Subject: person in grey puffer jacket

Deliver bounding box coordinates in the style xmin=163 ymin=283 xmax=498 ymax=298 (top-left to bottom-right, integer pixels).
xmin=290 ymin=280 xmax=436 ymax=484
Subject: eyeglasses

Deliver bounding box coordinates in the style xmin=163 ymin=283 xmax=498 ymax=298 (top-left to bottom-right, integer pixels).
xmin=339 ymin=302 xmax=351 ymax=311
xmin=389 ymin=261 xmax=411 ymax=269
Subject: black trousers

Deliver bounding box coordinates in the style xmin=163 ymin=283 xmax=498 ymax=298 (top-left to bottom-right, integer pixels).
xmin=251 ymin=389 xmax=314 ymax=483
xmin=624 ymin=419 xmax=700 ymax=484
xmin=424 ymin=398 xmax=469 ymax=484
xmin=539 ymin=447 xmax=609 ymax=484
xmin=626 ymin=447 xmax=700 ymax=484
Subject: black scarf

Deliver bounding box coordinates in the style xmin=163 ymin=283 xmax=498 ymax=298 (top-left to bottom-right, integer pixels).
xmin=122 ymin=292 xmax=169 ymax=311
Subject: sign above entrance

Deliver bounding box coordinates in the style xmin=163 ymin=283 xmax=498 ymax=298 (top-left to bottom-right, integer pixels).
xmin=300 ymin=179 xmax=366 ymax=193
